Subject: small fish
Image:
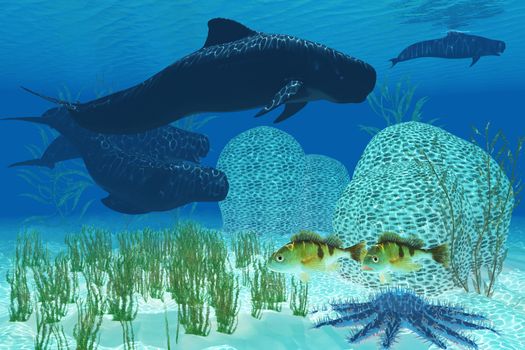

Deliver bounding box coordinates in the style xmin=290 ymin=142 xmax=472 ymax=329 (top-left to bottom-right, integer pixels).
xmin=362 ymin=232 xmax=449 ymax=284
xmin=267 ymin=231 xmax=365 ymax=282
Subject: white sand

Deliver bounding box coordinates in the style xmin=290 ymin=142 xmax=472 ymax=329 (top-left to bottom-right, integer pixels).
xmin=0 ymin=216 xmax=524 ymax=349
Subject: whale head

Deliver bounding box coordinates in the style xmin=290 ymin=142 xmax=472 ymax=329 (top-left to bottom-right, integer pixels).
xmin=313 ymin=52 xmax=377 ymax=104
xmin=495 ymin=40 xmax=506 ymax=54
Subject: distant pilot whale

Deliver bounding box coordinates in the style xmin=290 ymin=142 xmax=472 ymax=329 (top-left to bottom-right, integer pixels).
xmin=6 ymin=108 xmax=228 ymax=214
xmin=390 ymin=31 xmax=505 ymax=67
xmin=21 ymin=18 xmax=376 ymax=134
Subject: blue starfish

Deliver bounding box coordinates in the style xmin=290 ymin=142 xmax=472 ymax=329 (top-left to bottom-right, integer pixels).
xmin=312 ymin=288 xmax=497 ymax=349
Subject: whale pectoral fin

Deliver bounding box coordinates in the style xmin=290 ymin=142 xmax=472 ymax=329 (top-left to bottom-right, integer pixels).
xmin=273 ymin=102 xmax=307 ymax=123
xmin=254 ymin=80 xmax=304 ymax=118
xmin=101 ymin=195 xmax=150 ymax=215
xmin=470 ymin=55 xmax=481 ymax=67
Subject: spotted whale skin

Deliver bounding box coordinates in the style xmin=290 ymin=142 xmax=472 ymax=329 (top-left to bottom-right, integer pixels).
xmin=22 ymin=18 xmax=376 ymax=134
xmin=6 ymin=108 xmax=228 ymax=214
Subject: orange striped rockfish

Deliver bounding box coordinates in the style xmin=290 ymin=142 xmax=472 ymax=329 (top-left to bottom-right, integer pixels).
xmin=361 ymin=232 xmax=449 ymax=284
xmin=267 ymin=231 xmax=365 ymax=282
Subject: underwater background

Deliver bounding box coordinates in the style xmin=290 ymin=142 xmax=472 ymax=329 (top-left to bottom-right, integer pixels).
xmin=0 ymin=1 xmax=524 ymax=349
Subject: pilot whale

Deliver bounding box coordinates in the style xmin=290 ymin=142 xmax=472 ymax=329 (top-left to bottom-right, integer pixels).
xmin=9 ymin=122 xmax=209 ymax=169
xmin=21 ymin=18 xmax=376 ymax=134
xmin=6 ymin=108 xmax=228 ymax=214
xmin=390 ymin=31 xmax=505 ymax=67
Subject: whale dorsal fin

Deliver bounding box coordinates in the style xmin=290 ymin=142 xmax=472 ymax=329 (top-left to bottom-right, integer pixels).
xmin=204 ymin=18 xmax=256 ymax=47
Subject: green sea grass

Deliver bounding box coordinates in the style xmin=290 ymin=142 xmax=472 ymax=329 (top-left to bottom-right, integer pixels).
xmin=17 ymin=231 xmax=49 ymax=269
xmin=289 ymin=277 xmax=309 ymax=317
xmin=360 ymin=78 xmax=437 ymax=136
xmin=73 ymin=289 xmax=103 ymax=350
xmin=65 ymin=233 xmax=84 ymax=272
xmin=231 ymin=231 xmax=260 ymax=269
xmin=214 ymin=270 xmax=240 ymax=334
xmin=107 ymin=255 xmax=138 ymax=321
xmin=6 ymin=262 xmax=33 ymax=321
xmin=250 ymin=259 xmax=287 ymax=318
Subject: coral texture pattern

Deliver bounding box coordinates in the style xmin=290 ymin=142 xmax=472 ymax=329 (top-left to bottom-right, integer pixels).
xmin=333 ymin=122 xmax=513 ymax=294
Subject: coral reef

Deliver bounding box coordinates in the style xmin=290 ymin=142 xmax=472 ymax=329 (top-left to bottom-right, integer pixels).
xmin=303 ymin=155 xmax=350 ymax=232
xmin=217 ymin=127 xmax=306 ymax=235
xmin=217 ymin=127 xmax=349 ymax=235
xmin=313 ymin=288 xmax=497 ymax=349
xmin=333 ymin=122 xmax=514 ymax=295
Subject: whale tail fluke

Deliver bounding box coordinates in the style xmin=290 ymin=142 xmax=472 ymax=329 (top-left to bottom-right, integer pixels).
xmin=2 ymin=116 xmax=52 ymax=126
xmin=389 ymin=58 xmax=399 ymax=68
xmin=20 ymin=86 xmax=79 ymax=110
xmin=9 ymin=159 xmax=53 ymax=169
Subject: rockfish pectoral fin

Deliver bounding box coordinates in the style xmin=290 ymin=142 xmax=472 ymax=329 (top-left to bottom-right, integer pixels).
xmin=391 ymin=260 xmax=422 ymax=272
xmin=379 ymin=272 xmax=391 ymax=284
xmin=299 ymin=272 xmax=310 ymax=283
xmin=254 ymin=80 xmax=305 ymax=120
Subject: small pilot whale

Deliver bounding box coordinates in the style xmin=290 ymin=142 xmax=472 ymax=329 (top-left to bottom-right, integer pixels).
xmin=390 ymin=31 xmax=505 ymax=67
xmin=6 ymin=108 xmax=228 ymax=214
xmin=21 ymin=18 xmax=376 ymax=134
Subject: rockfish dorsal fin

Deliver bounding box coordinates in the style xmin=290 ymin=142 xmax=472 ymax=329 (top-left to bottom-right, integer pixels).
xmin=324 ymin=234 xmax=343 ymax=248
xmin=291 ymin=231 xmax=342 ymax=248
xmin=204 ymin=18 xmax=256 ymax=48
xmin=291 ymin=230 xmax=323 ymax=244
xmin=378 ymin=232 xmax=424 ymax=249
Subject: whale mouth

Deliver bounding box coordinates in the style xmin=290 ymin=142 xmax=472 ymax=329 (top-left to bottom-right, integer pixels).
xmin=498 ymin=42 xmax=506 ymax=53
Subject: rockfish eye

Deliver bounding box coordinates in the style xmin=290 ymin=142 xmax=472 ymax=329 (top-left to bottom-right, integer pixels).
xmin=275 ymin=254 xmax=284 ymax=262
xmin=372 ymin=256 xmax=379 ymax=263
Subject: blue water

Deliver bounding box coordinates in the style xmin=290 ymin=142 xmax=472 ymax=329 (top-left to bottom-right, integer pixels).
xmin=0 ymin=0 xmax=523 ymax=219
xmin=0 ymin=2 xmax=524 ymax=349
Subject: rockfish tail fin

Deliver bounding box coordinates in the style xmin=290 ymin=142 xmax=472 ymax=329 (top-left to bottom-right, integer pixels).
xmin=427 ymin=243 xmax=449 ymax=268
xmin=344 ymin=241 xmax=367 ymax=262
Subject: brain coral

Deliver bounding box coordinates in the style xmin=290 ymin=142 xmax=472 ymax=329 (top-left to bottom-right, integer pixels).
xmin=333 ymin=121 xmax=513 ymax=295
xmin=303 ymin=155 xmax=350 ymax=232
xmin=217 ymin=127 xmax=349 ymax=235
xmin=217 ymin=127 xmax=306 ymax=235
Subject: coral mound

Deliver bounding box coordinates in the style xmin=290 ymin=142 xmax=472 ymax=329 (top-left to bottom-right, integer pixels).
xmin=333 ymin=122 xmax=513 ymax=294
xmin=303 ymin=154 xmax=350 ymax=232
xmin=218 ymin=127 xmax=349 ymax=235
xmin=312 ymin=288 xmax=497 ymax=350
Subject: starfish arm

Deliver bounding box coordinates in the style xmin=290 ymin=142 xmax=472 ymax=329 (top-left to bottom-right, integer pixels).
xmin=428 ymin=306 xmax=488 ymax=322
xmin=381 ymin=317 xmax=401 ymax=349
xmin=435 ymin=313 xmax=497 ymax=334
xmin=314 ymin=308 xmax=377 ymax=328
xmin=426 ymin=319 xmax=480 ymax=350
xmin=347 ymin=316 xmax=384 ymax=344
xmin=405 ymin=321 xmax=448 ymax=349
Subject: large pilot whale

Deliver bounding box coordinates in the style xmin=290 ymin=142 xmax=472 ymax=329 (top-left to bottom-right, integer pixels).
xmin=21 ymin=18 xmax=376 ymax=134
xmin=6 ymin=108 xmax=228 ymax=214
xmin=390 ymin=31 xmax=505 ymax=67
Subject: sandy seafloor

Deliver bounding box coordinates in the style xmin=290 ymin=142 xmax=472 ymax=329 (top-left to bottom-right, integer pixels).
xmin=0 ymin=214 xmax=524 ymax=350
